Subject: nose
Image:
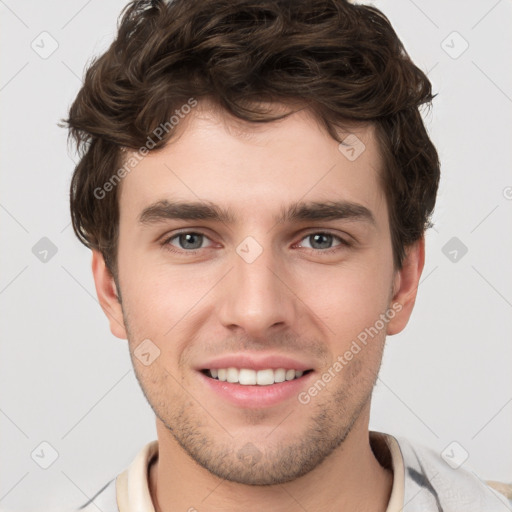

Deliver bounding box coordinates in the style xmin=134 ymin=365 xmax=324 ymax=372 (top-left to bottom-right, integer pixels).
xmin=217 ymin=241 xmax=297 ymax=340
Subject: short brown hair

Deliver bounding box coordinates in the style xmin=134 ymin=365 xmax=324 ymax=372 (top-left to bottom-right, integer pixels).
xmin=65 ymin=0 xmax=440 ymax=276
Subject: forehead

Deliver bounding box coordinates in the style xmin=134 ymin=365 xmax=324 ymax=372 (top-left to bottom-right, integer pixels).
xmin=118 ymin=102 xmax=387 ymax=227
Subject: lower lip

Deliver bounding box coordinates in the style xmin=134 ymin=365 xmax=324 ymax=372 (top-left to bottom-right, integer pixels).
xmin=198 ymin=371 xmax=314 ymax=408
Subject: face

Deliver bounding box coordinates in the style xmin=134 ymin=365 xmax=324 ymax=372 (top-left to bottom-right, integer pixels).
xmin=93 ymin=101 xmax=422 ymax=485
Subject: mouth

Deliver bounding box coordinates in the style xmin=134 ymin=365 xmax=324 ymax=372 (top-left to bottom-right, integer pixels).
xmin=196 ymin=354 xmax=316 ymax=408
xmin=202 ymin=367 xmax=313 ymax=386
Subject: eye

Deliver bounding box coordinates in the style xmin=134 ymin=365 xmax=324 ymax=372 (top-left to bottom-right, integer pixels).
xmin=163 ymin=232 xmax=213 ymax=252
xmin=297 ymin=232 xmax=350 ymax=252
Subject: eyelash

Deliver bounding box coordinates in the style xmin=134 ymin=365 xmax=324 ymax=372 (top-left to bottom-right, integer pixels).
xmin=160 ymin=230 xmax=352 ymax=256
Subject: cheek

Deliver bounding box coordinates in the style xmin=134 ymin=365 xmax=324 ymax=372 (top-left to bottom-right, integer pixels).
xmin=296 ymin=254 xmax=393 ymax=337
xmin=119 ymin=241 xmax=190 ymax=313
xmin=118 ymin=258 xmax=212 ymax=359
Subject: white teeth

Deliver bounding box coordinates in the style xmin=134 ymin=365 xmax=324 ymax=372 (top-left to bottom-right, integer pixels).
xmin=274 ymin=368 xmax=286 ymax=383
xmin=239 ymin=368 xmax=257 ymax=385
xmin=207 ymin=368 xmax=307 ymax=385
xmin=256 ymin=369 xmax=275 ymax=386
xmin=226 ymin=367 xmax=238 ymax=383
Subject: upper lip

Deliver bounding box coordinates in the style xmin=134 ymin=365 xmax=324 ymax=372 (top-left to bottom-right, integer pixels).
xmin=196 ymin=353 xmax=314 ymax=372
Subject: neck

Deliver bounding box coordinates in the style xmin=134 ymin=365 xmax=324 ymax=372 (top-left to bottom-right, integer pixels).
xmin=149 ymin=410 xmax=393 ymax=512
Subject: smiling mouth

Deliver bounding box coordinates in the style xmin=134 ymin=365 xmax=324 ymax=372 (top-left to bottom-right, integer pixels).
xmin=202 ymin=368 xmax=313 ymax=386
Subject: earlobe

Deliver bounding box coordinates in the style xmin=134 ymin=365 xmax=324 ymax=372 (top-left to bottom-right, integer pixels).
xmin=91 ymin=250 xmax=128 ymax=340
xmin=386 ymin=237 xmax=425 ymax=336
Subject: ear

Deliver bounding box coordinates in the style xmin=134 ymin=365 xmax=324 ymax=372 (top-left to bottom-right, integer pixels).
xmin=91 ymin=250 xmax=128 ymax=340
xmin=386 ymin=237 xmax=425 ymax=336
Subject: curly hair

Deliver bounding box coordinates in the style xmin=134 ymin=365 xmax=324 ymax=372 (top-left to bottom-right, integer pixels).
xmin=65 ymin=0 xmax=440 ymax=276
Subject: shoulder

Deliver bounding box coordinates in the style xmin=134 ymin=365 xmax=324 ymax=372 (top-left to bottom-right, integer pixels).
xmin=73 ymin=440 xmax=158 ymax=512
xmin=394 ymin=436 xmax=512 ymax=512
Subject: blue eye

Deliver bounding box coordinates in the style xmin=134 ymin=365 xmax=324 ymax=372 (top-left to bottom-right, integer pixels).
xmin=163 ymin=232 xmax=212 ymax=252
xmin=299 ymin=232 xmax=349 ymax=251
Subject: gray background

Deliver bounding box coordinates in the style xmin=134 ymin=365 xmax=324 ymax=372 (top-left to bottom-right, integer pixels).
xmin=1 ymin=0 xmax=511 ymax=510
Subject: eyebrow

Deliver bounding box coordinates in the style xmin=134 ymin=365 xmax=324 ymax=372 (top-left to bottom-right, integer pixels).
xmin=138 ymin=199 xmax=376 ymax=227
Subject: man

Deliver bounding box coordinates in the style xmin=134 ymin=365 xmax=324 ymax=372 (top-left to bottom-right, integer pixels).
xmin=66 ymin=0 xmax=511 ymax=510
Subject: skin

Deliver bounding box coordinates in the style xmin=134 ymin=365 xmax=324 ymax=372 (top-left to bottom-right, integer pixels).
xmin=92 ymin=101 xmax=424 ymax=511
